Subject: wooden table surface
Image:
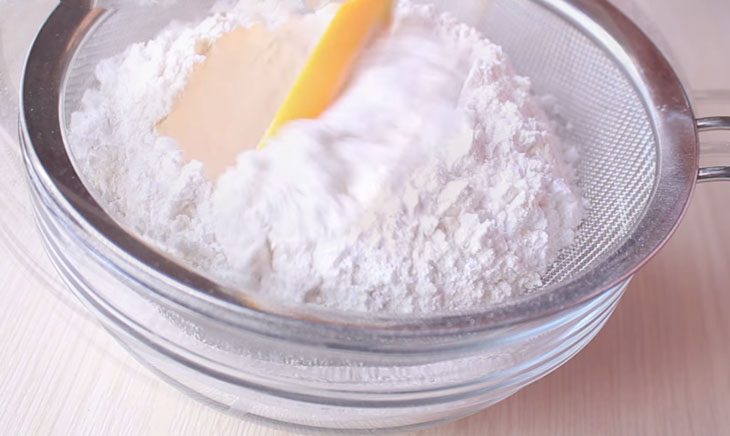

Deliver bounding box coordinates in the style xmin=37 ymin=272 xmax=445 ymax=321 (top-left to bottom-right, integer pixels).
xmin=1 ymin=0 xmax=729 ymax=434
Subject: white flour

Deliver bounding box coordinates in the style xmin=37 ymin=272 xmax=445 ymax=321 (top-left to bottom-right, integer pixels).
xmin=69 ymin=1 xmax=584 ymax=314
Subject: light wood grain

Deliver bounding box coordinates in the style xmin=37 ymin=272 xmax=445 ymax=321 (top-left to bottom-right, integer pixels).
xmin=1 ymin=0 xmax=729 ymax=434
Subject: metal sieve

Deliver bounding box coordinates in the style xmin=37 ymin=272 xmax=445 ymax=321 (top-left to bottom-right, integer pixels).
xmin=20 ymin=0 xmax=730 ymax=331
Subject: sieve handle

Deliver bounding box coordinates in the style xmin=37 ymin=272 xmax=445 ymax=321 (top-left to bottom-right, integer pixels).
xmin=697 ymin=117 xmax=730 ymax=182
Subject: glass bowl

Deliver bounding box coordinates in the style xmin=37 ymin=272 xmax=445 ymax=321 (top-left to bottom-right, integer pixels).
xmin=18 ymin=0 xmax=694 ymax=431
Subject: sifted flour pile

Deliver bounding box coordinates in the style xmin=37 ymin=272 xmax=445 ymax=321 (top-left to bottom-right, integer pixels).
xmin=69 ymin=0 xmax=585 ymax=314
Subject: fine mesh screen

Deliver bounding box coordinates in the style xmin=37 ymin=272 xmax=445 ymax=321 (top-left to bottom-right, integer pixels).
xmin=61 ymin=0 xmax=657 ymax=294
xmin=479 ymin=0 xmax=657 ymax=285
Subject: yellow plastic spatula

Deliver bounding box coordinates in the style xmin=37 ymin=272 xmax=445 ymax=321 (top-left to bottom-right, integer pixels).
xmin=258 ymin=0 xmax=394 ymax=148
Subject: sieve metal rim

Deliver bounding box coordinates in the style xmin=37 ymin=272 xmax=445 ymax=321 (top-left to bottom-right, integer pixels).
xmin=18 ymin=0 xmax=728 ymax=347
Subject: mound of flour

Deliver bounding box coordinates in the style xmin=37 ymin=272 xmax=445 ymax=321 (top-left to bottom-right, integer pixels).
xmin=69 ymin=1 xmax=584 ymax=314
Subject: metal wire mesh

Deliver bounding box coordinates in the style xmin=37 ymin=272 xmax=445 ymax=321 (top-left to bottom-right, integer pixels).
xmin=60 ymin=0 xmax=657 ymax=293
xmin=481 ymin=0 xmax=657 ymax=286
